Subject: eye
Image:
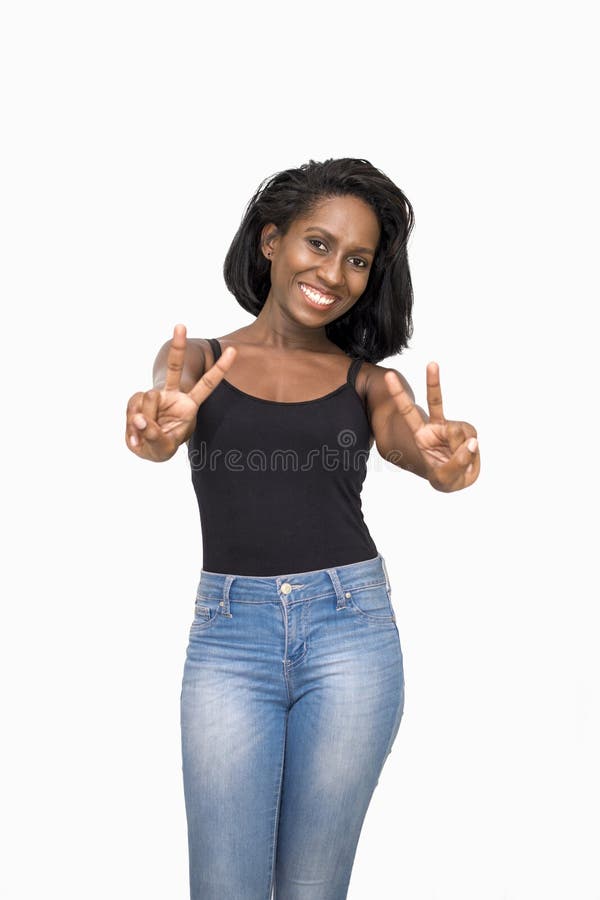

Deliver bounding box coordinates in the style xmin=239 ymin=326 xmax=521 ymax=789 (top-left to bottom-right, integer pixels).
xmin=308 ymin=239 xmax=369 ymax=269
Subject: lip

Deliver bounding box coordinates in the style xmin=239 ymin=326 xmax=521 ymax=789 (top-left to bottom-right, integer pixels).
xmin=297 ymin=281 xmax=342 ymax=308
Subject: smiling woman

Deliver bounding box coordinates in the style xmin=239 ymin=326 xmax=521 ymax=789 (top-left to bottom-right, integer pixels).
xmin=222 ymin=157 xmax=415 ymax=363
xmin=125 ymin=157 xmax=480 ymax=900
xmin=260 ymin=193 xmax=380 ymax=330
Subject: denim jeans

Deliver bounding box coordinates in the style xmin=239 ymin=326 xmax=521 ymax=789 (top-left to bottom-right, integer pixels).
xmin=180 ymin=552 xmax=405 ymax=900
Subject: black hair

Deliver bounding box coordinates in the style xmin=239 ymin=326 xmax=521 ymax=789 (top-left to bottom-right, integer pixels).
xmin=222 ymin=157 xmax=415 ymax=363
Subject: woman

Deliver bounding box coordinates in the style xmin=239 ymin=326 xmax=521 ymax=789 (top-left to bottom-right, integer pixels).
xmin=125 ymin=158 xmax=480 ymax=899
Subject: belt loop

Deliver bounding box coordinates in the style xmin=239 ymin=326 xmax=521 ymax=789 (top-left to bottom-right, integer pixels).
xmin=326 ymin=567 xmax=347 ymax=610
xmin=380 ymin=553 xmax=391 ymax=594
xmin=221 ymin=575 xmax=235 ymax=617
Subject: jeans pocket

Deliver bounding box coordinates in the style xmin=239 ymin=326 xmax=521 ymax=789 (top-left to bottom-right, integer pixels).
xmin=347 ymin=580 xmax=396 ymax=623
xmin=190 ymin=595 xmax=222 ymax=633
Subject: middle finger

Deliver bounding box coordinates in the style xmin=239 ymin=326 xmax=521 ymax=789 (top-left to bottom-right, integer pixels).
xmin=426 ymin=361 xmax=445 ymax=423
xmin=164 ymin=324 xmax=187 ymax=393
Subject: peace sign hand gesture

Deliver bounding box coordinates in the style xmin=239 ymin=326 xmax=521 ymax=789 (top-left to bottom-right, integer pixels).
xmin=384 ymin=362 xmax=480 ymax=492
xmin=125 ymin=324 xmax=236 ymax=462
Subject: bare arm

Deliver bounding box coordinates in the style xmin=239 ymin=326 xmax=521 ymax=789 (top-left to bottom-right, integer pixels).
xmin=126 ymin=326 xmax=237 ymax=461
xmin=367 ymin=364 xmax=431 ymax=478
xmin=368 ymin=360 xmax=480 ymax=492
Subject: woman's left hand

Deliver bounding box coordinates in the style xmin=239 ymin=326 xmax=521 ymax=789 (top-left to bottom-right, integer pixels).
xmin=384 ymin=362 xmax=480 ymax=492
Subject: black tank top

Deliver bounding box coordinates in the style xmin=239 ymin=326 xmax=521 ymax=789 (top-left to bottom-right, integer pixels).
xmin=187 ymin=338 xmax=379 ymax=576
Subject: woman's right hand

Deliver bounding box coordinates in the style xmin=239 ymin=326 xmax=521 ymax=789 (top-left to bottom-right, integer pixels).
xmin=125 ymin=324 xmax=237 ymax=462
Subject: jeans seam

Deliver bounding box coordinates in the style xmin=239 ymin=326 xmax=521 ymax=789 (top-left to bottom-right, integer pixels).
xmin=347 ymin=594 xmax=396 ymax=623
xmin=196 ymin=580 xmax=387 ymax=606
xmin=350 ymin=609 xmax=396 ymax=624
xmin=286 ymin=599 xmax=311 ymax=671
xmin=267 ymin=716 xmax=288 ymax=900
xmin=350 ymin=580 xmax=388 ymax=596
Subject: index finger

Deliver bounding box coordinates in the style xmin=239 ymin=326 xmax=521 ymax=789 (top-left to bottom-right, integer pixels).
xmin=187 ymin=344 xmax=238 ymax=407
xmin=426 ymin=361 xmax=445 ymax=423
xmin=164 ymin=323 xmax=188 ymax=392
xmin=383 ymin=370 xmax=426 ymax=435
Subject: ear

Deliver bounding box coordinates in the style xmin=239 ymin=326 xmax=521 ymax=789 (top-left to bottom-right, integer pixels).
xmin=260 ymin=223 xmax=281 ymax=261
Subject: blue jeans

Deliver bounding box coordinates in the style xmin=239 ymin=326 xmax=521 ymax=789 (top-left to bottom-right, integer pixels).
xmin=180 ymin=552 xmax=405 ymax=900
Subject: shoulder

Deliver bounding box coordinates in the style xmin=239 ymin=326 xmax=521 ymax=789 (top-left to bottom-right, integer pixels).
xmin=189 ymin=337 xmax=212 ymax=365
xmin=361 ymin=361 xmax=416 ymax=424
xmin=350 ymin=359 xmax=412 ymax=449
xmin=180 ymin=337 xmax=211 ymax=373
xmin=186 ymin=337 xmax=227 ymax=369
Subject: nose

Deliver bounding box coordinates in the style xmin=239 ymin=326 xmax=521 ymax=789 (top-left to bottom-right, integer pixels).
xmin=316 ymin=253 xmax=344 ymax=290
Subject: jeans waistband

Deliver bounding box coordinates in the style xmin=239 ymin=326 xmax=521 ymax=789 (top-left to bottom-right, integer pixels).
xmin=197 ymin=552 xmax=391 ymax=610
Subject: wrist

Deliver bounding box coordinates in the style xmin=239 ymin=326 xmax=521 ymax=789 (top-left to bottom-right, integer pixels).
xmin=427 ymin=470 xmax=451 ymax=492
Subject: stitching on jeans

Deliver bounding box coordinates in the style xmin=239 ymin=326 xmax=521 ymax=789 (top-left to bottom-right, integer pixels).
xmin=349 ymin=606 xmax=395 ymax=623
xmin=266 ymin=708 xmax=288 ymax=898
xmin=286 ymin=600 xmax=310 ymax=670
xmin=350 ymin=581 xmax=389 ymax=596
xmin=348 ymin=589 xmax=396 ymax=622
xmin=196 ymin=579 xmax=388 ymax=605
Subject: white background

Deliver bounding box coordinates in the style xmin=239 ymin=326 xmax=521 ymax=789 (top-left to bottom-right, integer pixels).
xmin=1 ymin=1 xmax=598 ymax=897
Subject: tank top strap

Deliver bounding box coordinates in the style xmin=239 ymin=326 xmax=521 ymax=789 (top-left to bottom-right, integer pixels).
xmin=346 ymin=356 xmax=363 ymax=388
xmin=207 ymin=337 xmax=222 ymax=363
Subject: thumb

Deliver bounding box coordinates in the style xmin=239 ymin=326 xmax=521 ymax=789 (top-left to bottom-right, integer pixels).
xmin=446 ymin=421 xmax=467 ymax=454
xmin=438 ymin=436 xmax=479 ymax=484
xmin=132 ymin=412 xmax=165 ymax=445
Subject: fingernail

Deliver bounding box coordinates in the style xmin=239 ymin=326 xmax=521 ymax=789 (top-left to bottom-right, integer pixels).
xmin=468 ymin=438 xmax=478 ymax=452
xmin=130 ymin=434 xmax=138 ymax=447
xmin=135 ymin=415 xmax=147 ymax=429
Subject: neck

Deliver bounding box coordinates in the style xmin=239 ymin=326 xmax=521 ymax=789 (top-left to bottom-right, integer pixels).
xmin=245 ymin=294 xmax=333 ymax=352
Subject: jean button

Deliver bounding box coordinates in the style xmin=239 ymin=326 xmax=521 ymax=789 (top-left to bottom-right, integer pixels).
xmin=281 ymin=583 xmax=292 ymax=595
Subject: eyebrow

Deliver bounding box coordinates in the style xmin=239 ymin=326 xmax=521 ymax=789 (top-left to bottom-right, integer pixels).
xmin=303 ymin=226 xmax=376 ymax=256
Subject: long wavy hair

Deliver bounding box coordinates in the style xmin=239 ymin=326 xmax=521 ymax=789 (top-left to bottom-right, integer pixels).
xmin=223 ymin=158 xmax=415 ymax=363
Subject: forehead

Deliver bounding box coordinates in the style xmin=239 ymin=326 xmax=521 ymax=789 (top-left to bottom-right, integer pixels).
xmin=292 ymin=195 xmax=380 ymax=245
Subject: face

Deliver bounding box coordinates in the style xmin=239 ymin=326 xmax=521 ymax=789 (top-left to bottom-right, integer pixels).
xmin=260 ymin=195 xmax=381 ymax=324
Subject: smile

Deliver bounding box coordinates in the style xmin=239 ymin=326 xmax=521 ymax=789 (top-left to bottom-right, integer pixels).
xmin=298 ymin=282 xmax=339 ymax=307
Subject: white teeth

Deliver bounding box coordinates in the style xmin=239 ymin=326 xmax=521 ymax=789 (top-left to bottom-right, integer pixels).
xmin=299 ymin=283 xmax=336 ymax=305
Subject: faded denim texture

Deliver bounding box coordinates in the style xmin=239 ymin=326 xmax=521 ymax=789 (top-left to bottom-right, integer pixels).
xmin=180 ymin=552 xmax=405 ymax=900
